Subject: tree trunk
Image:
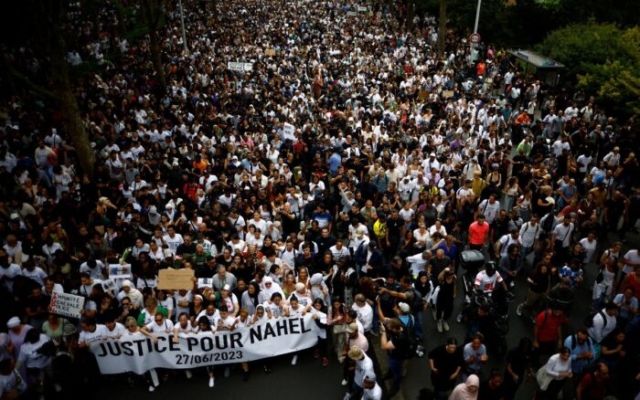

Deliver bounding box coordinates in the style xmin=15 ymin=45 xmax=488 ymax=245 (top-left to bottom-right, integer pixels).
xmin=49 ymin=30 xmax=96 ymax=176
xmin=407 ymin=1 xmax=414 ymax=30
xmin=437 ymin=0 xmax=447 ymax=58
xmin=149 ymin=31 xmax=167 ymax=93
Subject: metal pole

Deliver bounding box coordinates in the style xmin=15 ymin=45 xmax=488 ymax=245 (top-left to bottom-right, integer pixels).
xmin=473 ymin=0 xmax=482 ymax=34
xmin=178 ymin=0 xmax=188 ymax=54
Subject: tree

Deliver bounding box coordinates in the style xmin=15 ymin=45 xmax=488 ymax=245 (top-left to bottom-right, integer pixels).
xmin=437 ymin=0 xmax=446 ymax=57
xmin=538 ymin=23 xmax=640 ymax=117
xmin=1 ymin=0 xmax=96 ymax=176
xmin=139 ymin=0 xmax=168 ymax=94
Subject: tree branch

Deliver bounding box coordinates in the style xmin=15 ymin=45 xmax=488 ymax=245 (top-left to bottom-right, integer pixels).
xmin=3 ymin=58 xmax=58 ymax=100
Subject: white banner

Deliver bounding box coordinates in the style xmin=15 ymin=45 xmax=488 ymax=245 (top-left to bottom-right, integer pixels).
xmin=49 ymin=292 xmax=85 ymax=319
xmin=227 ymin=62 xmax=253 ymax=72
xmin=90 ymin=315 xmax=319 ymax=375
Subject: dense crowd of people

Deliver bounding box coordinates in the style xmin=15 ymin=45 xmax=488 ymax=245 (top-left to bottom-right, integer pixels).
xmin=1 ymin=0 xmax=640 ymax=399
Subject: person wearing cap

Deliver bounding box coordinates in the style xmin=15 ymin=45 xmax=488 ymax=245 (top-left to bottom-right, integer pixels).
xmin=346 ymin=345 xmax=374 ymax=400
xmin=6 ymin=317 xmax=32 ymax=361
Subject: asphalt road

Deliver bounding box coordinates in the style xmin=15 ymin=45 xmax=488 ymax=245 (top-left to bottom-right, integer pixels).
xmin=92 ymin=350 xmax=347 ymax=400
xmin=89 ymin=233 xmax=636 ymax=400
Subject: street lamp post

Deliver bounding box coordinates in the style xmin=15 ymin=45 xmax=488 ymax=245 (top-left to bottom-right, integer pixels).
xmin=473 ymin=0 xmax=482 ymax=34
xmin=470 ymin=0 xmax=482 ymax=63
xmin=178 ymin=0 xmax=188 ymax=54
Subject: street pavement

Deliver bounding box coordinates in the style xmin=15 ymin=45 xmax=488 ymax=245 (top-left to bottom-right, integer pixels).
xmin=91 ymin=233 xmax=636 ymax=400
xmin=93 ymin=350 xmax=347 ymax=400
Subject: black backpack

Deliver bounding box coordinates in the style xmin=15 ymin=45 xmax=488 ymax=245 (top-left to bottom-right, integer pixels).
xmin=541 ymin=211 xmax=555 ymax=233
xmin=398 ymin=315 xmax=418 ymax=359
xmin=410 ymin=288 xmax=424 ymax=313
xmin=584 ymin=310 xmax=606 ymax=329
xmin=569 ymin=334 xmax=593 ymax=349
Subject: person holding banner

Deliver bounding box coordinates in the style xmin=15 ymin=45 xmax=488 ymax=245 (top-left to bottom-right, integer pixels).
xmin=122 ymin=316 xmax=160 ymax=391
xmin=311 ymin=298 xmax=330 ymax=367
xmin=287 ymin=295 xmax=311 ymax=366
xmin=193 ymin=316 xmax=217 ymax=388
xmin=141 ymin=311 xmax=174 ymax=389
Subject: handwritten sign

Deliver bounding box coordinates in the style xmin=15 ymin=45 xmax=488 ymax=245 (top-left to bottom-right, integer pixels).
xmin=49 ymin=292 xmax=85 ymax=319
xmin=227 ymin=62 xmax=253 ymax=72
xmin=158 ymin=268 xmax=195 ymax=290
xmin=283 ymin=123 xmax=296 ymax=141
xmin=265 ymin=48 xmax=276 ymax=57
xmin=109 ymin=264 xmax=132 ymax=279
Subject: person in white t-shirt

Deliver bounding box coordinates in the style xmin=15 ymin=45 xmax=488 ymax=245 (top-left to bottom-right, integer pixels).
xmin=78 ymin=318 xmax=106 ymax=348
xmin=474 ymin=262 xmax=507 ymax=294
xmin=476 ymin=194 xmax=501 ymax=224
xmin=16 ymin=329 xmax=53 ymax=386
xmin=102 ymin=318 xmax=126 ymax=339
xmin=0 ymin=359 xmax=28 ymax=399
xmin=352 ymin=294 xmax=374 ymax=333
xmin=162 ymin=225 xmax=184 ymax=255
xmin=194 ymin=316 xmax=217 ymax=387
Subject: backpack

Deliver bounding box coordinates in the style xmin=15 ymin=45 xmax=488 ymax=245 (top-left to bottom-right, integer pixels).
xmin=569 ymin=334 xmax=593 ymax=349
xmin=584 ymin=310 xmax=606 ymax=329
xmin=541 ymin=211 xmax=555 ymax=233
xmin=410 ymin=288 xmax=424 ymax=313
xmin=398 ymin=315 xmax=418 ymax=359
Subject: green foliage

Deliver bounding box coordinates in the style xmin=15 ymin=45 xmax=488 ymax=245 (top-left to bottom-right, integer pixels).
xmin=538 ymin=23 xmax=640 ymax=116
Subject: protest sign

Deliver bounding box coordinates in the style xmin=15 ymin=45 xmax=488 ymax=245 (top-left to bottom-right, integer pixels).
xmin=227 ymin=62 xmax=253 ymax=72
xmin=265 ymin=48 xmax=276 ymax=56
xmin=157 ymin=268 xmax=195 ymax=290
xmin=108 ymin=264 xmax=132 ymax=279
xmin=283 ymin=123 xmax=296 ymax=141
xmin=49 ymin=292 xmax=85 ymax=319
xmin=91 ymin=315 xmax=320 ymax=374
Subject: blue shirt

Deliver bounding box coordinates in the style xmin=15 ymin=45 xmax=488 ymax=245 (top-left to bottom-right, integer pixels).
xmin=563 ymin=335 xmax=594 ymax=373
xmin=328 ymin=152 xmax=342 ymax=175
xmin=560 ymin=266 xmax=583 ymax=289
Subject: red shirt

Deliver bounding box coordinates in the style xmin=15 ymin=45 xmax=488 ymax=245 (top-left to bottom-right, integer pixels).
xmin=535 ymin=310 xmax=565 ymax=343
xmin=468 ymin=221 xmax=489 ymax=245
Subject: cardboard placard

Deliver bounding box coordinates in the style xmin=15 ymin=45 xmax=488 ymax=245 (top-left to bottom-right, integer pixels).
xmin=49 ymin=292 xmax=85 ymax=319
xmin=265 ymin=48 xmax=276 ymax=57
xmin=157 ymin=268 xmax=195 ymax=290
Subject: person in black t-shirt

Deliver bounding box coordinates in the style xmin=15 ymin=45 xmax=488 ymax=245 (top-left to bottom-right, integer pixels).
xmin=428 ymin=337 xmax=464 ymax=397
xmin=478 ymin=368 xmax=506 ymax=400
xmin=503 ymin=337 xmax=533 ymax=400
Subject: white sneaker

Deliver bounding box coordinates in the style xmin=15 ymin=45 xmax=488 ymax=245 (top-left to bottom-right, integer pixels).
xmin=291 ymin=354 xmax=298 ymax=366
xmin=185 ymin=370 xmax=193 ymax=379
xmin=148 ymin=385 xmax=156 ymax=392
xmin=436 ymin=320 xmax=443 ymax=332
xmin=341 ymin=379 xmax=348 ymax=386
xmin=209 ymin=377 xmax=214 ymax=388
xmin=443 ymin=321 xmax=450 ymax=331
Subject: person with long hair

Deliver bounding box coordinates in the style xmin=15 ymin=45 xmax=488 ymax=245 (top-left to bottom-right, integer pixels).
xmin=516 ymin=259 xmax=552 ymax=321
xmin=329 ymin=296 xmax=349 ymax=363
xmin=193 ymin=316 xmax=217 ymax=388
xmin=311 ymin=298 xmax=329 ymax=367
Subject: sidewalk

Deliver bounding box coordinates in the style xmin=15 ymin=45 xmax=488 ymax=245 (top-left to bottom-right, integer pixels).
xmin=369 ymin=333 xmax=406 ymax=400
